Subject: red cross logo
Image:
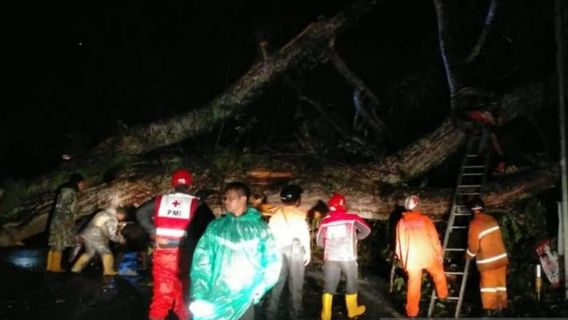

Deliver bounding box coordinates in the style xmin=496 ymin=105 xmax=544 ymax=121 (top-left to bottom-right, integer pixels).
xmin=172 ymin=200 xmax=180 ymax=207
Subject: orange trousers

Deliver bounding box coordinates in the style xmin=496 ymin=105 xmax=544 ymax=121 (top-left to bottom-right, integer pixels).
xmin=479 ymin=265 xmax=507 ymax=310
xmin=405 ymin=262 xmax=448 ymax=317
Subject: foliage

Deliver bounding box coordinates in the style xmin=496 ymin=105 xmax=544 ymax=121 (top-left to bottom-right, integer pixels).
xmin=498 ymin=197 xmax=564 ymax=316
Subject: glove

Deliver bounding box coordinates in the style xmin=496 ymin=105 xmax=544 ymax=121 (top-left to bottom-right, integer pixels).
xmin=189 ymin=300 xmax=214 ymax=318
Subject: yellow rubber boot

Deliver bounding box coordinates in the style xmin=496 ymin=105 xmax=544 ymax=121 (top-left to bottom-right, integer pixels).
xmin=321 ymin=293 xmax=333 ymax=320
xmin=71 ymin=254 xmax=91 ymax=273
xmin=50 ymin=251 xmax=66 ymax=273
xmin=46 ymin=250 xmax=54 ymax=271
xmin=345 ymin=293 xmax=365 ymax=318
xmin=102 ymin=254 xmax=118 ymax=276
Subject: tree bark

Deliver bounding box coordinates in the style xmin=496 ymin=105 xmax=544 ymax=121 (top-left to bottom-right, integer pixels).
xmin=0 ymin=162 xmax=557 ymax=246
xmin=0 ymin=0 xmax=560 ymax=247
xmin=0 ymin=0 xmax=377 ymax=211
xmin=0 ymin=75 xmax=558 ymax=246
xmin=349 ymin=77 xmax=557 ymax=185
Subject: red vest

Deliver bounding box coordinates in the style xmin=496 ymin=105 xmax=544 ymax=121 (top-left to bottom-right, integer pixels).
xmin=154 ymin=192 xmax=197 ymax=240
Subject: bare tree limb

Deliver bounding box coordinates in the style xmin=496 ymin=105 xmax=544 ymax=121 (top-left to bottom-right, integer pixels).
xmin=466 ymin=0 xmax=500 ymax=63
xmin=353 ymin=78 xmax=557 ymax=185
xmin=326 ymin=40 xmax=393 ymax=142
xmin=0 ymin=0 xmax=378 ymax=216
xmin=433 ymin=0 xmax=462 ymax=95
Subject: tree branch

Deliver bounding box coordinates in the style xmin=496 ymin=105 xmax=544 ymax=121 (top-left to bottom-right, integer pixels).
xmin=352 ymin=78 xmax=557 ymax=185
xmin=326 ymin=41 xmax=393 ymax=143
xmin=0 ymin=0 xmax=378 ymax=216
xmin=466 ymin=0 xmax=500 ymax=63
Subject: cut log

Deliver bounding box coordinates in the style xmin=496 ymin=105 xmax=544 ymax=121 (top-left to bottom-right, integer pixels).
xmin=0 ymin=162 xmax=558 ymax=246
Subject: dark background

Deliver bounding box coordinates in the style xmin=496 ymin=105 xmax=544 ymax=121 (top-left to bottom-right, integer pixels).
xmin=2 ymin=0 xmax=558 ymax=180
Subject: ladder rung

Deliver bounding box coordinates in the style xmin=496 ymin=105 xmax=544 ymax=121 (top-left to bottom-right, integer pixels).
xmin=434 ymin=296 xmax=460 ymax=301
xmin=451 ymin=226 xmax=467 ymax=229
xmin=445 ymin=271 xmax=465 ymax=275
xmin=465 ymin=154 xmax=479 ymax=158
xmin=454 ymin=213 xmax=470 ymax=216
xmin=463 ymin=165 xmax=485 ymax=169
xmin=458 ymin=184 xmax=481 ymax=188
xmin=458 ymin=192 xmax=480 ymax=195
xmin=445 ymin=248 xmax=466 ymax=251
xmin=462 ymin=172 xmax=484 ymax=176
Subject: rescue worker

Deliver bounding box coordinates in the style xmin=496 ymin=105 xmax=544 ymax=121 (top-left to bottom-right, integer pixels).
xmin=395 ymin=195 xmax=448 ymax=318
xmin=137 ymin=168 xmax=206 ymax=320
xmin=451 ymin=87 xmax=508 ymax=175
xmin=46 ymin=173 xmax=87 ymax=272
xmin=249 ymin=192 xmax=275 ymax=219
xmin=317 ymin=193 xmax=370 ymax=320
xmin=266 ymin=184 xmax=311 ymax=319
xmin=113 ymin=218 xmax=150 ymax=272
xmin=465 ymin=197 xmax=508 ymax=315
xmin=71 ymin=207 xmax=127 ymax=275
xmin=189 ymin=181 xmax=281 ymax=320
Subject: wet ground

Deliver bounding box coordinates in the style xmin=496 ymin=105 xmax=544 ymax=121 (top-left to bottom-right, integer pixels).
xmin=0 ymin=247 xmax=401 ymax=320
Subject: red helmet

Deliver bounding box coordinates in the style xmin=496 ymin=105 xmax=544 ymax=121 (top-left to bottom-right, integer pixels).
xmin=404 ymin=195 xmax=420 ymax=210
xmin=328 ymin=193 xmax=346 ymax=211
xmin=171 ymin=168 xmax=192 ymax=187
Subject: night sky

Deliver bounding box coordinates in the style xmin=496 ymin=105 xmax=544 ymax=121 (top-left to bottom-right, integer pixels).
xmin=2 ymin=0 xmax=558 ymax=181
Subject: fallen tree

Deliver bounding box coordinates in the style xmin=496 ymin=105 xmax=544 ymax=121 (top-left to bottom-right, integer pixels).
xmin=0 ymin=0 xmax=560 ymax=247
xmin=0 ymin=151 xmax=558 ymax=246
xmin=0 ymin=76 xmax=558 ymax=246
xmin=0 ymin=0 xmax=378 ymax=214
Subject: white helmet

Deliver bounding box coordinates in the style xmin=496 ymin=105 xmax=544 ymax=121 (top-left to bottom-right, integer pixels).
xmin=404 ymin=195 xmax=420 ymax=210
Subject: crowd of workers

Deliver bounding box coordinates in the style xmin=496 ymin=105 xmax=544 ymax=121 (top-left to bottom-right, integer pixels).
xmin=45 ymin=169 xmax=508 ymax=319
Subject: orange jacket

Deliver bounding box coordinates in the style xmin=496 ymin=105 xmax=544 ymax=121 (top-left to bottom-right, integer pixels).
xmin=467 ymin=212 xmax=508 ymax=271
xmin=395 ymin=211 xmax=443 ymax=270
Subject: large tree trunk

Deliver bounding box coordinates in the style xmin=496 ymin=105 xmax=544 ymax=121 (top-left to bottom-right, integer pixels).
xmin=0 ymin=156 xmax=558 ymax=246
xmin=352 ymin=78 xmax=557 ymax=185
xmin=0 ymin=76 xmax=558 ymax=246
xmin=0 ymin=1 xmax=560 ymax=247
xmin=0 ymin=0 xmax=377 ymax=214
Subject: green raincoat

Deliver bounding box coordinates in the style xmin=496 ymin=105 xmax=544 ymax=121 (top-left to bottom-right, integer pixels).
xmin=190 ymin=207 xmax=281 ymax=320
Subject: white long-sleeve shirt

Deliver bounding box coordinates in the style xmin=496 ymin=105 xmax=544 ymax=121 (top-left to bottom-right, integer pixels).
xmin=268 ymin=206 xmax=311 ymax=262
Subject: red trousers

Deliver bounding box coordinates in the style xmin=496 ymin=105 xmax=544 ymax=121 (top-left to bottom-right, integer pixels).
xmin=149 ymin=248 xmax=188 ymax=320
xmin=405 ymin=262 xmax=448 ymax=317
xmin=479 ymin=265 xmax=507 ymax=310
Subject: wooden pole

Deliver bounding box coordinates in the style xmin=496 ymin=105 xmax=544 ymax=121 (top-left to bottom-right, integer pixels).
xmin=554 ymin=0 xmax=568 ymax=299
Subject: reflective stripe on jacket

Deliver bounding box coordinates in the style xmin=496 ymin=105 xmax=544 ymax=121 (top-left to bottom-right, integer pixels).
xmin=154 ymin=193 xmax=198 ymax=241
xmin=467 ymin=212 xmax=508 ymax=271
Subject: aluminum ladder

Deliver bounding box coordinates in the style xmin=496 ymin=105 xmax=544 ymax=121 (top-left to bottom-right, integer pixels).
xmin=427 ymin=127 xmax=491 ymax=318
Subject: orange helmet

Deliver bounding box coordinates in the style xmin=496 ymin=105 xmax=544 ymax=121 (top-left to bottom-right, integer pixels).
xmin=328 ymin=193 xmax=346 ymax=211
xmin=404 ymin=195 xmax=420 ymax=210
xmin=171 ymin=168 xmax=192 ymax=187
